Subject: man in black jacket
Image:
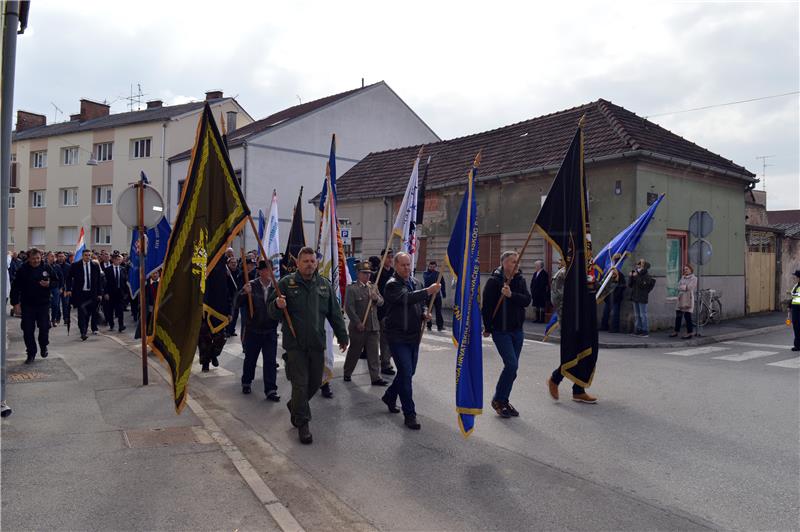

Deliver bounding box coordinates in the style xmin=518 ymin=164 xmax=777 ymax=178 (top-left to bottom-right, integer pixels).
xmin=380 ymin=252 xmax=440 ymax=430
xmin=482 ymin=251 xmax=532 ymax=419
xmin=240 ymin=260 xmax=281 ymax=401
xmin=56 ymin=252 xmax=72 ymax=327
xmin=10 ymin=248 xmax=55 ymax=363
xmin=65 ymin=249 xmax=104 ymax=341
xmin=529 ymin=260 xmax=549 ymax=323
xmin=103 ymin=253 xmax=128 ymax=332
xmin=422 ymin=261 xmax=447 ymax=331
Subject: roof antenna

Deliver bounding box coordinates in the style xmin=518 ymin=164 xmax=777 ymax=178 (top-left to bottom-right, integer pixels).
xmin=296 ymin=95 xmax=301 ymax=104
xmin=125 ymin=83 xmax=146 ymax=112
xmin=50 ymin=102 xmax=63 ymax=123
xmin=361 ymin=77 xmax=364 ymax=88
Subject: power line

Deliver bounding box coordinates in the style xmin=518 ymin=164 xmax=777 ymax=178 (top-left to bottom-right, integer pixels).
xmin=644 ymin=91 xmax=799 ymax=119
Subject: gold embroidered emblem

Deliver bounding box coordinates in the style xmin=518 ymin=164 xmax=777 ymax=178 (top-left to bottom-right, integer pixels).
xmin=192 ymin=228 xmax=208 ymax=294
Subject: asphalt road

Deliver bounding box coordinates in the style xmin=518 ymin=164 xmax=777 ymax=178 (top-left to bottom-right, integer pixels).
xmin=192 ymin=326 xmax=800 ymax=531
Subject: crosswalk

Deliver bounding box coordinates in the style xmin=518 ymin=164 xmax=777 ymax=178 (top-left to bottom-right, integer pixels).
xmin=663 ymin=341 xmax=798 ymax=370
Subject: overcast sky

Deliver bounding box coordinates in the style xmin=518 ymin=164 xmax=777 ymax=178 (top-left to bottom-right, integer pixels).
xmin=14 ymin=0 xmax=800 ymax=209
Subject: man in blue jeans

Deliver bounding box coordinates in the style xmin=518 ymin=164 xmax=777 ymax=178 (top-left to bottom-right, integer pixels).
xmin=240 ymin=260 xmax=280 ymax=401
xmin=380 ymin=252 xmax=440 ymax=430
xmin=481 ymin=251 xmax=531 ymax=419
xmin=628 ymin=259 xmax=655 ymax=337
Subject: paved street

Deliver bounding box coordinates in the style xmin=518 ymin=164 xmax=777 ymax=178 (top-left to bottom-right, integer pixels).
xmin=3 ymin=321 xmax=798 ymax=530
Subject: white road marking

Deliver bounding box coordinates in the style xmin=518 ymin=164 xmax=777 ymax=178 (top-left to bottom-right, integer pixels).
xmin=767 ymin=357 xmax=800 ymax=369
xmin=713 ymin=350 xmax=779 ymax=362
xmin=665 ymin=346 xmax=730 ymax=356
xmin=192 ymin=365 xmax=235 ymax=378
xmin=722 ymin=341 xmax=793 ymax=349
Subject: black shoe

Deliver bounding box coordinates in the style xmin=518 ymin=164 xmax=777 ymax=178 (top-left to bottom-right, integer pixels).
xmin=266 ymin=392 xmax=280 ymax=402
xmin=119 ymin=326 xmax=126 ymax=333
xmin=40 ymin=349 xmax=48 ymax=359
xmin=24 ymin=355 xmax=34 ymax=365
xmin=81 ymin=334 xmax=88 ymax=341
xmin=320 ymin=383 xmax=333 ymax=398
xmin=491 ymin=400 xmax=511 ymax=419
xmin=343 ymin=375 xmax=351 ymax=382
xmin=298 ymin=423 xmax=313 ymax=444
xmin=437 ymin=327 xmax=444 ymax=332
xmin=426 ymin=325 xmax=432 ymax=331
xmin=371 ymin=379 xmax=389 ymax=386
xmin=404 ymin=415 xmax=421 ymax=430
xmin=211 ymin=356 xmax=219 ymax=367
xmin=506 ymin=402 xmax=520 ymax=417
xmin=201 ymin=363 xmax=210 ymax=373
xmin=381 ymin=395 xmax=400 ymax=414
xmin=792 ymin=347 xmax=800 ymax=352
xmin=92 ymin=330 xmax=98 ymax=335
xmin=381 ymin=367 xmax=396 ymax=376
xmin=229 ymin=332 xmax=237 ymax=337
xmin=109 ymin=326 xmax=115 ymax=332
xmin=242 ymin=384 xmax=252 ymax=394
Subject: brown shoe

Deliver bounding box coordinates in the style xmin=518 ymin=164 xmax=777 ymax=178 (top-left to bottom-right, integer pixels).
xmin=546 ymin=377 xmax=559 ymax=401
xmin=572 ymin=392 xmax=598 ymax=404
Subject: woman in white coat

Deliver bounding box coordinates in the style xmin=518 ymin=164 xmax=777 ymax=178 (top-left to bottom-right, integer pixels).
xmin=670 ymin=264 xmax=698 ymax=339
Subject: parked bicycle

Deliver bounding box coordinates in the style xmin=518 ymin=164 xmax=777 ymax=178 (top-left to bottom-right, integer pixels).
xmin=698 ymin=288 xmax=722 ymax=326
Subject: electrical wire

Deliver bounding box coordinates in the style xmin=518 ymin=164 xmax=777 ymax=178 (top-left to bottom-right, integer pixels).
xmin=644 ymin=91 xmax=800 ymax=119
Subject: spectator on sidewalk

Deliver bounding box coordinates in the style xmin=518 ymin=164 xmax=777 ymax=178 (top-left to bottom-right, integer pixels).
xmin=628 ymin=259 xmax=656 ymax=337
xmin=423 ymin=261 xmax=446 ymax=332
xmin=10 ymin=248 xmax=56 ymax=364
xmin=529 ymin=260 xmax=549 ymax=323
xmin=670 ymin=264 xmax=697 ymax=339
xmin=791 ymin=269 xmax=800 ymax=352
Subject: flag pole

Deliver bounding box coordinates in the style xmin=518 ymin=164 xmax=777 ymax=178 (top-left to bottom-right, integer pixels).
xmin=247 ymin=215 xmax=296 ymax=337
xmin=490 ymin=220 xmax=537 ymax=320
xmin=240 ymin=248 xmax=254 ymax=318
xmin=136 ymin=179 xmax=148 ymax=386
xmin=595 ymin=254 xmax=624 ymax=303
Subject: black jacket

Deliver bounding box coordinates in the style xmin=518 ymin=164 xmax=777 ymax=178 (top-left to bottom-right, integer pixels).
xmin=383 ymin=273 xmax=428 ymax=344
xmin=238 ymin=279 xmax=279 ymax=335
xmin=66 ymin=260 xmax=104 ymax=301
xmin=529 ymin=268 xmax=550 ymax=308
xmin=482 ymin=268 xmax=532 ymax=333
xmin=10 ymin=262 xmax=56 ymax=307
xmin=628 ymin=262 xmax=656 ymax=303
xmin=375 ymin=266 xmax=395 ymax=320
xmin=103 ymin=265 xmax=129 ymax=300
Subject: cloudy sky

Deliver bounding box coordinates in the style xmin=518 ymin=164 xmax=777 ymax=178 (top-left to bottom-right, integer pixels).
xmin=15 ymin=0 xmax=799 ymax=209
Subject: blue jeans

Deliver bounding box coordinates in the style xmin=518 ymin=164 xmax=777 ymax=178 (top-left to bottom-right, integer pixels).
xmin=384 ymin=342 xmax=419 ymax=416
xmin=242 ymin=330 xmax=278 ymax=394
xmin=600 ymin=298 xmax=622 ymax=332
xmin=492 ymin=329 xmax=524 ymax=403
xmin=633 ymin=302 xmax=648 ymax=334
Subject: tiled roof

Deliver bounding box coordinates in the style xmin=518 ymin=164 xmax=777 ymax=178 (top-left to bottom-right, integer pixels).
xmin=169 ymin=82 xmax=381 ymax=162
xmin=770 ymin=222 xmax=800 ymax=239
xmin=767 ymin=209 xmax=800 ymax=225
xmin=332 ymin=99 xmax=756 ymax=202
xmin=12 ymin=99 xmax=231 ymax=141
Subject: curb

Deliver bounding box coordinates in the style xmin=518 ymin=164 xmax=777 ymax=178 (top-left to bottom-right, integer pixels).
xmin=523 ymin=323 xmax=789 ymax=349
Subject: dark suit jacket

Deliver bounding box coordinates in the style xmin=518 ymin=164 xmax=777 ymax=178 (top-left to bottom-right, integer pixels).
xmin=529 ymin=269 xmax=550 ymax=308
xmin=67 ymin=261 xmax=104 ymax=303
xmin=103 ymin=265 xmax=129 ymax=301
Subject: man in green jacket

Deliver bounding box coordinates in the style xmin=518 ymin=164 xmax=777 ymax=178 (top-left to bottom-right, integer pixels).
xmin=268 ymin=246 xmax=348 ymax=444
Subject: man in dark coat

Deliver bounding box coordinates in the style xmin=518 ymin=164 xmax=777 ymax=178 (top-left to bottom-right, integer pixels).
xmin=628 ymin=259 xmax=656 ymax=337
xmin=422 ymin=261 xmax=447 ymax=332
xmin=65 ymin=249 xmax=104 ymax=340
xmin=529 ymin=259 xmax=549 ymax=323
xmin=103 ymin=253 xmax=129 ymax=332
xmin=239 ymin=260 xmax=281 ymax=400
xmin=10 ymin=248 xmax=56 ymax=363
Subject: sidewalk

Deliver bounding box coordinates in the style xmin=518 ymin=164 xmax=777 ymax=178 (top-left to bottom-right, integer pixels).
xmin=1 ymin=321 xmax=286 ymax=531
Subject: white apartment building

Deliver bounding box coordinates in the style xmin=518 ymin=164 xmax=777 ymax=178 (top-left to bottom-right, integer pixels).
xmin=9 ymin=91 xmax=252 ymax=252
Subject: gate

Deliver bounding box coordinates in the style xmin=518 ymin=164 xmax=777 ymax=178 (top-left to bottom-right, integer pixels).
xmin=745 ymin=230 xmax=776 ymax=313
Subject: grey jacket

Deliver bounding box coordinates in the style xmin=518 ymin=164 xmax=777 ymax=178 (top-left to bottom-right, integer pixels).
xmin=344 ymin=281 xmax=383 ymax=332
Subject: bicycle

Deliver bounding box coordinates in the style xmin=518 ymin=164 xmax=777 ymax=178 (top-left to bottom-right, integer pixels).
xmin=698 ymin=288 xmax=722 ymax=327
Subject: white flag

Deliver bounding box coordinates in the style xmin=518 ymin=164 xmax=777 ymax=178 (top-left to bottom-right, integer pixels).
xmin=265 ymin=191 xmax=281 ymax=279
xmin=392 ymin=152 xmax=420 ymax=271
xmin=317 ymin=172 xmax=340 ymax=384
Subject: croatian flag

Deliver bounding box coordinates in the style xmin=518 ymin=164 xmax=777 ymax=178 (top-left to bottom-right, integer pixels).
xmin=73 ymin=227 xmax=86 ymax=263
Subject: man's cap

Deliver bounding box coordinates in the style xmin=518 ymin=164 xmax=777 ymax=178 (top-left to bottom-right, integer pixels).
xmin=356 ymin=262 xmax=374 ymax=273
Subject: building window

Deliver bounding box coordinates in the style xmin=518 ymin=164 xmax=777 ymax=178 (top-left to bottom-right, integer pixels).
xmin=29 ymin=227 xmax=45 ymax=246
xmin=131 ymin=137 xmax=151 ymax=159
xmin=60 ymin=187 xmax=79 ymax=207
xmin=31 ymin=190 xmax=46 ymax=208
xmin=62 ymin=146 xmax=79 ymax=166
xmin=352 ymin=237 xmax=363 ymax=258
xmin=478 ymin=233 xmax=502 ymax=273
xmin=95 ymin=185 xmax=112 ymax=205
xmin=8 ymin=227 xmax=14 ymax=246
xmin=31 ymin=150 xmax=47 ymax=168
xmin=8 ymin=195 xmax=15 ymax=209
xmin=666 ymin=230 xmax=688 ymax=298
xmin=94 ymin=142 xmax=113 ymax=162
xmin=93 ymin=225 xmax=112 ymax=245
xmin=177 ymin=179 xmax=186 ymax=202
xmin=59 ymin=226 xmax=79 ymax=246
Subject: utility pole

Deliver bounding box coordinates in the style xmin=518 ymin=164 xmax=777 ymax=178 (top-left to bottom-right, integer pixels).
xmin=755 ymin=155 xmax=774 ymax=192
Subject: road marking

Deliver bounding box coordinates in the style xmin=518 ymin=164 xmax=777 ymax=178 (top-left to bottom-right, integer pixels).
xmin=192 ymin=365 xmax=235 ymax=378
xmin=713 ymin=350 xmax=779 ymax=362
xmin=767 ymin=357 xmax=800 ymax=369
xmin=722 ymin=341 xmax=793 ymax=349
xmin=665 ymin=346 xmax=730 ymax=356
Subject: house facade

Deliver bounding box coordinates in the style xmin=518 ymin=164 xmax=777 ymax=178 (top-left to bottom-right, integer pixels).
xmin=331 ymin=99 xmax=757 ymax=330
xmin=9 ymin=91 xmax=251 ymax=252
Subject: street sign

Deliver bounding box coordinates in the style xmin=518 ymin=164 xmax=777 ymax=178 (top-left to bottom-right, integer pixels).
xmin=689 ymin=211 xmax=714 ymax=238
xmin=117 ymin=184 xmax=164 ymax=229
xmin=689 ymin=239 xmax=713 ymax=266
xmin=340 ymin=226 xmax=351 ymax=246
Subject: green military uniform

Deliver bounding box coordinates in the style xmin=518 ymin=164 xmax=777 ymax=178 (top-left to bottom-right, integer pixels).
xmin=343 ymin=279 xmax=383 ymax=382
xmin=551 ymin=266 xmax=566 ymax=319
xmin=268 ymin=271 xmax=348 ymax=427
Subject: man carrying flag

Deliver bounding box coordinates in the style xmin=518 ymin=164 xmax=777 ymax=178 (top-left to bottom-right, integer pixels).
xmin=149 ymin=102 xmax=249 ymax=413
xmin=537 ymin=120 xmax=600 ymax=404
xmin=447 ymin=154 xmax=483 ymax=436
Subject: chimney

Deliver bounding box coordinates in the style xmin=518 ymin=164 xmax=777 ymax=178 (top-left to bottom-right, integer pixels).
xmin=146 ymin=100 xmax=163 ymax=109
xmin=79 ymin=99 xmax=110 ymax=120
xmin=15 ymin=110 xmax=46 ymax=131
xmin=205 ymin=90 xmax=223 ymax=101
xmin=70 ymin=113 xmax=81 ymax=121
xmin=226 ymin=111 xmax=237 ymax=133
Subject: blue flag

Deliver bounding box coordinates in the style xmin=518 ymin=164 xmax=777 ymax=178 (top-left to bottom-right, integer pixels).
xmin=445 ymin=153 xmax=482 ymax=438
xmin=257 ymin=209 xmax=266 ymax=241
xmin=594 ymin=194 xmax=665 ymax=275
xmin=544 ymin=312 xmax=559 ymax=340
xmin=318 ymin=134 xmax=337 ymax=212
xmin=128 ymin=217 xmax=171 ymax=298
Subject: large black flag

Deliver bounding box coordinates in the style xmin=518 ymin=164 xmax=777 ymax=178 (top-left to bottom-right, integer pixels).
xmin=534 ymin=121 xmax=598 ymax=388
xmin=149 ymin=103 xmax=249 ymax=413
xmin=283 ymin=186 xmax=306 ymax=274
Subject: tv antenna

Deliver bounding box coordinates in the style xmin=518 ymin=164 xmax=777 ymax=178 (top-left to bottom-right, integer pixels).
xmin=50 ymin=102 xmax=64 ymax=123
xmin=125 ymin=83 xmax=146 ymax=112
xmin=755 ymin=155 xmax=774 ymax=192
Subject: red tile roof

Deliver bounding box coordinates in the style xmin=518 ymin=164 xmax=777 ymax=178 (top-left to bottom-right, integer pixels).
xmin=767 ymin=209 xmax=800 ymax=225
xmin=332 ymin=99 xmax=756 ymax=202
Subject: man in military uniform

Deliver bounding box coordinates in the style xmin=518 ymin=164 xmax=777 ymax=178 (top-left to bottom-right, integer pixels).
xmin=268 ymin=246 xmax=348 ymax=444
xmin=551 ymin=258 xmax=566 ymax=320
xmin=343 ymin=262 xmax=387 ymax=386
xmin=10 ymin=248 xmax=56 ymax=364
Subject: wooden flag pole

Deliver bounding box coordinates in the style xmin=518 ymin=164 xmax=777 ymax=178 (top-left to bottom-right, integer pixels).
xmin=490 ymin=219 xmax=538 ymax=320
xmin=246 ymin=215 xmax=296 ymax=337
xmin=240 ymin=248 xmax=254 ymax=318
xmin=360 ymin=232 xmax=396 ymax=326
